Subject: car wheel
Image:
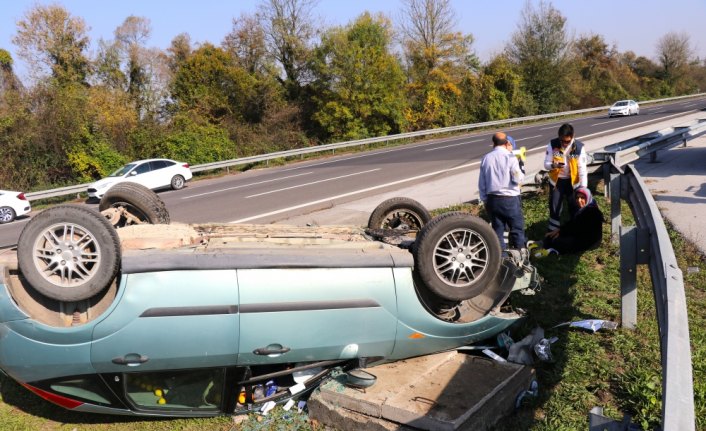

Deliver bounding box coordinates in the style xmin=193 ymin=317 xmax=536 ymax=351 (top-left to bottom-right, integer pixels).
xmin=413 ymin=212 xmax=501 ymax=301
xmin=0 ymin=206 xmax=16 ymax=224
xmin=17 ymin=205 xmax=121 ymax=302
xmin=171 ymin=175 xmax=185 ymax=190
xmin=367 ymin=197 xmax=431 ymax=232
xmin=99 ymin=183 xmax=170 ymax=227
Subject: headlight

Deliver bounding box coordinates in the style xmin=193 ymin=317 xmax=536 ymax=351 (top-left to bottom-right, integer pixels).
xmin=96 ymin=183 xmax=110 ymax=190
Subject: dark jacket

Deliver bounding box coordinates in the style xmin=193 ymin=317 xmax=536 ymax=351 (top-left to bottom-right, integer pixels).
xmin=547 ymin=204 xmax=604 ymax=253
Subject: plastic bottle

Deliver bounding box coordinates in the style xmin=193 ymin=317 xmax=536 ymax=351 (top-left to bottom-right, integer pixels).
xmin=265 ymin=380 xmax=278 ymax=397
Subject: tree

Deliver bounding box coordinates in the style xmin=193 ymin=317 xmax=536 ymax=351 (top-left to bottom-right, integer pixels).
xmin=656 ymin=32 xmax=693 ymax=94
xmin=506 ymin=0 xmax=572 ymax=113
xmin=114 ymin=16 xmax=151 ymax=102
xmin=94 ymin=38 xmax=128 ymax=90
xmin=223 ymin=13 xmax=269 ymax=75
xmin=399 ymin=0 xmax=479 ymax=129
xmin=310 ymin=12 xmax=406 ymax=141
xmin=12 ymin=4 xmax=90 ymax=84
xmin=169 ymin=43 xmax=256 ymax=123
xmin=571 ymin=34 xmax=630 ymax=106
xmin=0 ymin=49 xmax=22 ymax=103
xmin=166 ymin=33 xmax=193 ymax=74
xmin=464 ymin=54 xmax=536 ymax=122
xmin=258 ymin=0 xmax=318 ymax=101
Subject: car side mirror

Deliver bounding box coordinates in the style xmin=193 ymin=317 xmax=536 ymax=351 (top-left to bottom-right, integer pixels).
xmin=129 ymin=171 xmax=137 ymax=176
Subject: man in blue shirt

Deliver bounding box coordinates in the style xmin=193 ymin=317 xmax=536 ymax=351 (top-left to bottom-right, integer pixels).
xmin=478 ymin=132 xmax=526 ymax=251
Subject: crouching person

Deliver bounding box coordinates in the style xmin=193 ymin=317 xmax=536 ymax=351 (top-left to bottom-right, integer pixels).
xmin=535 ymin=187 xmax=603 ymax=255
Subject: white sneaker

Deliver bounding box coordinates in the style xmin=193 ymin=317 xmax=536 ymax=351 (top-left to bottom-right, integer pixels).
xmin=527 ymin=240 xmax=542 ymax=251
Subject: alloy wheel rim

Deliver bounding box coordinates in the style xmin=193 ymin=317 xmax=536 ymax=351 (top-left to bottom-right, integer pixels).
xmin=0 ymin=208 xmax=11 ymax=222
xmin=32 ymin=222 xmax=101 ymax=288
xmin=432 ymin=228 xmax=489 ymax=287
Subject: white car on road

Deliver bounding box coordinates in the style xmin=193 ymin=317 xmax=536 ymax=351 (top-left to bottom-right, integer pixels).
xmin=87 ymin=158 xmax=192 ymax=199
xmin=608 ymin=100 xmax=640 ymax=117
xmin=0 ymin=190 xmax=31 ymax=224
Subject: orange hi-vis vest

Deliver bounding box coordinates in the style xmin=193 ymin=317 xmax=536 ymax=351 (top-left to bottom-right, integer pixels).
xmin=547 ymin=138 xmax=584 ymax=188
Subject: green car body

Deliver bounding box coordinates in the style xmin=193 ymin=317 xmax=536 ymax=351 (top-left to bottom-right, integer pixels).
xmin=0 ymin=199 xmax=537 ymax=417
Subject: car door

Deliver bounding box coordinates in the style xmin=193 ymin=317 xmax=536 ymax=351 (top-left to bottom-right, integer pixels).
xmin=126 ymin=161 xmax=154 ymax=189
xmin=236 ymin=268 xmax=398 ymax=365
xmin=90 ymin=270 xmax=240 ymax=373
xmin=147 ymin=160 xmax=173 ymax=189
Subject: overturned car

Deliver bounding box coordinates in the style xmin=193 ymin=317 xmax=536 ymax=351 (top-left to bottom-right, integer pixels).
xmin=0 ymin=185 xmax=538 ymax=417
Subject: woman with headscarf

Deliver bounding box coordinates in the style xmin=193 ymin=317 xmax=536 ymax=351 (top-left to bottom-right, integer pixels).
xmin=534 ymin=187 xmax=604 ymax=255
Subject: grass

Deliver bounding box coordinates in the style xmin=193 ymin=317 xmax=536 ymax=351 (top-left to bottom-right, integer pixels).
xmin=1 ymin=186 xmax=704 ymax=430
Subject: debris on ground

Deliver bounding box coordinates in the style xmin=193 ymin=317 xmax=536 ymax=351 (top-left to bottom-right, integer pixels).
xmin=507 ymin=327 xmax=545 ymax=365
xmin=553 ymin=319 xmax=618 ymax=333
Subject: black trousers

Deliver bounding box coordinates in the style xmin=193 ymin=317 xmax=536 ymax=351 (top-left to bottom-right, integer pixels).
xmin=548 ymin=178 xmax=577 ymax=231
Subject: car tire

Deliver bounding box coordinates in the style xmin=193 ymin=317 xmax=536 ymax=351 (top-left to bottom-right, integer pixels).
xmin=367 ymin=197 xmax=431 ymax=232
xmin=0 ymin=206 xmax=16 ymax=224
xmin=99 ymin=182 xmax=170 ymax=227
xmin=17 ymin=205 xmax=121 ymax=302
xmin=413 ymin=212 xmax=502 ymax=301
xmin=171 ymin=175 xmax=186 ymax=190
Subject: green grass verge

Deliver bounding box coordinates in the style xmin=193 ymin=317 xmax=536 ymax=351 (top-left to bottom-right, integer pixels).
xmin=1 ymin=189 xmax=703 ymax=430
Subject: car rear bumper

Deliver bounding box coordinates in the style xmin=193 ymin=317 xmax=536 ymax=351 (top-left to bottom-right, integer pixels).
xmin=17 ymin=205 xmax=31 ymax=216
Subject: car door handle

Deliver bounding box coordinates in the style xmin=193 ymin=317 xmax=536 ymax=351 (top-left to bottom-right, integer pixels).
xmin=253 ymin=346 xmax=291 ymax=355
xmin=112 ymin=354 xmax=150 ymax=366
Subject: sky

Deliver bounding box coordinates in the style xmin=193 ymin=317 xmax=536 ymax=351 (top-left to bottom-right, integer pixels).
xmin=2 ymin=0 xmax=706 ymax=83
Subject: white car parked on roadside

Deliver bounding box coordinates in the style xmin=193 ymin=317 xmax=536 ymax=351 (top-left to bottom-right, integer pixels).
xmin=0 ymin=190 xmax=31 ymax=224
xmin=608 ymin=100 xmax=640 ymax=117
xmin=87 ymin=158 xmax=192 ymax=199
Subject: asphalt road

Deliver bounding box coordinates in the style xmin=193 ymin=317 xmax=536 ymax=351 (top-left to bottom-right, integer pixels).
xmin=2 ymin=97 xmax=705 ymax=247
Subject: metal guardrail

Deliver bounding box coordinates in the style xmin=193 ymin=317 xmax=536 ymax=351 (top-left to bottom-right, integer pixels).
xmin=24 ymin=93 xmax=706 ymax=202
xmin=592 ymin=118 xmax=706 ymax=166
xmin=586 ymin=161 xmax=695 ymax=431
xmin=621 ymin=164 xmax=694 ymax=431
xmin=581 ymin=131 xmax=699 ymax=429
xmin=528 ymin=120 xmax=701 ymax=430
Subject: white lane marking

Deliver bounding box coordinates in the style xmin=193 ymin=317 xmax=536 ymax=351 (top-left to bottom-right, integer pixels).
xmin=424 ymin=139 xmax=483 ymax=151
xmin=245 ymin=168 xmax=381 ymax=198
xmin=231 ymin=162 xmax=480 ymax=223
xmin=652 ymin=109 xmax=664 ymax=114
xmin=515 ymin=135 xmax=541 ymax=141
xmin=181 ymin=171 xmax=314 ymax=199
xmin=539 ymin=125 xmax=558 ymax=130
xmin=592 ymin=119 xmax=621 ymax=126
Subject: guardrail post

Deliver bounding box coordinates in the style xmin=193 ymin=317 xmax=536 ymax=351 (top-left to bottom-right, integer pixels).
xmin=619 ymin=224 xmax=650 ymax=330
xmin=609 ymin=168 xmax=621 ymax=245
xmin=619 ymin=225 xmax=639 ymax=329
